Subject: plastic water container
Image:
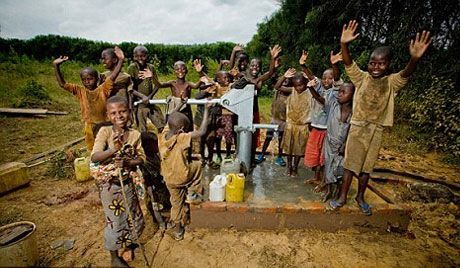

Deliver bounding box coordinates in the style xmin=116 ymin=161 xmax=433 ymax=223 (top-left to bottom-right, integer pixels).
xmin=225 ymin=173 xmax=245 ymax=202
xmin=209 ymin=175 xmax=227 ymax=202
xmin=220 ymin=158 xmax=241 ymax=175
xmin=74 ymin=157 xmax=91 ymax=182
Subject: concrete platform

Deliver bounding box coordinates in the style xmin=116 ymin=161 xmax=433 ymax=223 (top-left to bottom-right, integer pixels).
xmin=190 ymin=157 xmax=412 ymax=232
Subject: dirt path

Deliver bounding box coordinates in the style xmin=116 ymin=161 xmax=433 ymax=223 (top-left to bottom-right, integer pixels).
xmin=0 ymin=161 xmax=459 ymax=267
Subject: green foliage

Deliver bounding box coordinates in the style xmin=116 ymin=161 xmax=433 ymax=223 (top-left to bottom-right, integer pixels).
xmin=47 ymin=149 xmax=83 ymax=180
xmin=0 ymin=35 xmax=235 ymax=74
xmin=14 ymin=80 xmax=51 ymax=108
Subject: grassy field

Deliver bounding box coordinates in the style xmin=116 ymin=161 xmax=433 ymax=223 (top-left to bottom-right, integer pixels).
xmin=0 ymin=57 xmax=454 ymax=166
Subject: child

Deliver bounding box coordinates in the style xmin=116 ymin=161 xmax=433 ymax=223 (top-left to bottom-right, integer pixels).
xmin=329 ymin=20 xmax=432 ymax=215
xmin=279 ymin=68 xmax=312 ymax=176
xmin=256 ymin=76 xmax=291 ymax=166
xmin=90 ymin=96 xmax=145 ymax=267
xmin=300 ymin=49 xmax=343 ymax=186
xmin=235 ymin=45 xmax=282 ymax=166
xmin=228 ymin=44 xmax=248 ymax=78
xmin=157 ymin=59 xmax=205 ymax=132
xmin=128 ymin=45 xmax=165 ymax=133
xmin=100 ymin=48 xmax=132 ymax=100
xmin=158 ymin=102 xmax=211 ymax=241
xmin=308 ymin=81 xmax=355 ymax=202
xmin=52 ymin=46 xmax=125 ymax=151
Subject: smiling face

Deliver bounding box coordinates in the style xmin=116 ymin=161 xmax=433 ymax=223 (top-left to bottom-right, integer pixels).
xmin=107 ymin=101 xmax=129 ymax=129
xmin=367 ymin=52 xmax=390 ymax=79
xmin=249 ymin=59 xmax=261 ymax=77
xmin=133 ymin=49 xmax=148 ymax=68
xmin=101 ymin=50 xmax=117 ymax=70
xmin=216 ymin=71 xmax=230 ymax=86
xmin=237 ymin=53 xmax=249 ymax=72
xmin=173 ymin=62 xmax=187 ymax=79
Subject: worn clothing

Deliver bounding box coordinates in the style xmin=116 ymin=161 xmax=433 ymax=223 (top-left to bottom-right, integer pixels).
xmin=310 ymin=77 xmax=329 ymax=129
xmin=216 ymin=114 xmax=234 ymax=144
xmin=323 ymin=90 xmax=351 ymax=184
xmin=346 ymin=61 xmax=408 ymax=127
xmin=304 ymin=128 xmax=326 ymax=168
xmin=84 ymin=122 xmax=95 ymax=151
xmin=281 ymin=89 xmax=312 ymax=156
xmin=343 ymin=122 xmax=383 ymax=174
xmin=90 ymin=126 xmax=146 ymax=251
xmin=100 ymin=71 xmax=131 ymax=100
xmin=64 ymin=79 xmax=113 ymax=124
xmin=158 ymin=126 xmax=203 ymax=224
xmin=128 ymin=63 xmax=165 ymax=132
xmin=165 ymin=96 xmax=194 ymax=132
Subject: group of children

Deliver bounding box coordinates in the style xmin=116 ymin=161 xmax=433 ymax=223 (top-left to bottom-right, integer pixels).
xmin=53 ymin=20 xmax=431 ymax=267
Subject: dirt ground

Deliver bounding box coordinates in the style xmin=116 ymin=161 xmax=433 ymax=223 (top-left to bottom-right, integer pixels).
xmin=0 ymin=148 xmax=459 ymax=267
xmin=0 ymin=114 xmax=459 ymax=267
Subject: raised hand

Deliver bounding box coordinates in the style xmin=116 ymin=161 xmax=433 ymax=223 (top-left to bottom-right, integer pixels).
xmin=53 ymin=56 xmax=69 ymax=65
xmin=233 ymin=44 xmax=244 ymax=52
xmin=284 ymin=68 xmax=296 ymax=78
xmin=409 ymin=30 xmax=432 ymax=60
xmin=330 ymin=50 xmax=343 ymax=64
xmin=307 ymin=79 xmax=317 ymax=88
xmin=220 ymin=59 xmax=230 ymax=66
xmin=270 ymin=45 xmax=282 ymax=58
xmin=341 ymin=20 xmax=360 ymax=44
xmin=193 ymin=59 xmax=203 ymax=73
xmin=114 ymin=46 xmax=124 ymax=61
xmin=139 ymin=68 xmax=153 ymax=80
xmin=299 ymin=50 xmax=308 ymax=65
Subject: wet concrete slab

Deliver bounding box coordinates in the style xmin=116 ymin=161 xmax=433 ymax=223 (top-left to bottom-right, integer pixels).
xmin=192 ymin=157 xmax=412 ymax=232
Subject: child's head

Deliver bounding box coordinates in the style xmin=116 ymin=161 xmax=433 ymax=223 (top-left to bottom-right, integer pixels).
xmin=106 ymin=96 xmax=130 ymax=129
xmin=321 ymin=68 xmax=334 ymax=89
xmin=133 ymin=45 xmax=149 ymax=67
xmin=338 ymin=82 xmax=355 ymax=104
xmin=101 ymin=48 xmax=118 ymax=70
xmin=216 ymin=71 xmax=230 ymax=86
xmin=368 ymin=46 xmax=391 ymax=78
xmin=292 ymin=72 xmax=307 ymax=93
xmin=79 ymin=67 xmax=98 ymax=90
xmin=236 ymin=52 xmax=249 ymax=72
xmin=173 ymin=61 xmax=188 ymax=79
xmin=167 ymin=112 xmax=191 ymax=134
xmin=249 ymin=58 xmax=262 ymax=78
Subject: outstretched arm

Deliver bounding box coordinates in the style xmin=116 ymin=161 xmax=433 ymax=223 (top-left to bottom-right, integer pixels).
xmin=53 ymin=56 xmax=69 ymax=88
xmin=340 ymin=20 xmax=360 ymax=66
xmin=257 ymin=44 xmax=282 ymax=83
xmin=274 ymin=68 xmax=295 ymax=94
xmin=108 ymin=46 xmax=125 ymax=81
xmin=401 ymin=31 xmax=432 ymax=78
xmin=307 ymin=79 xmax=325 ymax=105
xmin=229 ymin=44 xmax=244 ymax=69
xmin=330 ymin=50 xmax=343 ymax=80
xmin=298 ymin=50 xmax=315 ymax=80
xmin=190 ymin=103 xmax=210 ymax=139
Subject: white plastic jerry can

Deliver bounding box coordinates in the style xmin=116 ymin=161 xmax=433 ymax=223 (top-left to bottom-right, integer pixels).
xmin=209 ymin=175 xmax=227 ymax=202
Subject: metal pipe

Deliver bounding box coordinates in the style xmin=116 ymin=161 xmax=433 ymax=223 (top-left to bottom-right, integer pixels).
xmin=253 ymin=124 xmax=279 ymax=131
xmin=236 ymin=129 xmax=253 ymax=169
xmin=134 ymin=98 xmax=221 ymax=106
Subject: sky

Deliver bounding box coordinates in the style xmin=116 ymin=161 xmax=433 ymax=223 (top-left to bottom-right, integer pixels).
xmin=0 ymin=0 xmax=280 ymax=44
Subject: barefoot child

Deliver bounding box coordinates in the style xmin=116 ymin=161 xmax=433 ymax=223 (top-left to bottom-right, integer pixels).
xmin=158 ymin=102 xmax=211 ymax=241
xmin=280 ymin=69 xmax=312 ymax=176
xmin=300 ymin=49 xmax=343 ymax=185
xmin=308 ymin=81 xmax=355 ymax=202
xmin=53 ymin=47 xmax=125 ymax=151
xmin=128 ymin=45 xmax=165 ymax=133
xmin=329 ymin=20 xmax=432 ymax=215
xmin=157 ymin=60 xmax=205 ymax=131
xmin=90 ymin=96 xmax=145 ymax=267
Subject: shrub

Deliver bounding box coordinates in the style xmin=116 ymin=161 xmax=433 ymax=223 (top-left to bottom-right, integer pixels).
xmin=14 ymin=80 xmax=51 ymax=108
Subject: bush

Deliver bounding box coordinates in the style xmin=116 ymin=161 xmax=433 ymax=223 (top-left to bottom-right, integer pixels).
xmin=14 ymin=80 xmax=51 ymax=108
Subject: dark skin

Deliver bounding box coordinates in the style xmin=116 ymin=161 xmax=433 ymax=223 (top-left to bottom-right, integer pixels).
xmin=53 ymin=46 xmax=125 ymax=90
xmin=89 ymin=100 xmax=142 ymax=267
xmin=245 ymin=44 xmax=282 ymax=91
xmin=281 ymin=70 xmax=308 ymax=177
xmin=156 ymin=60 xmax=205 ymax=98
xmin=165 ymin=102 xmax=211 ymax=140
xmin=335 ymin=20 xmax=432 ymax=210
xmin=131 ymin=48 xmax=161 ymax=104
xmin=308 ymin=80 xmax=355 ymax=201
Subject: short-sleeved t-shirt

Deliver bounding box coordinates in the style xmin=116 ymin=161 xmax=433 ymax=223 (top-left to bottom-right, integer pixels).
xmin=158 ymin=126 xmax=192 ymax=185
xmin=345 ymin=61 xmax=408 ymax=126
xmin=100 ymin=71 xmax=131 ymax=98
xmin=63 ymin=79 xmax=113 ymax=124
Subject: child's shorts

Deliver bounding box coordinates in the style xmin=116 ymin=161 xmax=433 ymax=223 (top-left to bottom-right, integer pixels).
xmin=304 ymin=127 xmax=326 ymax=168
